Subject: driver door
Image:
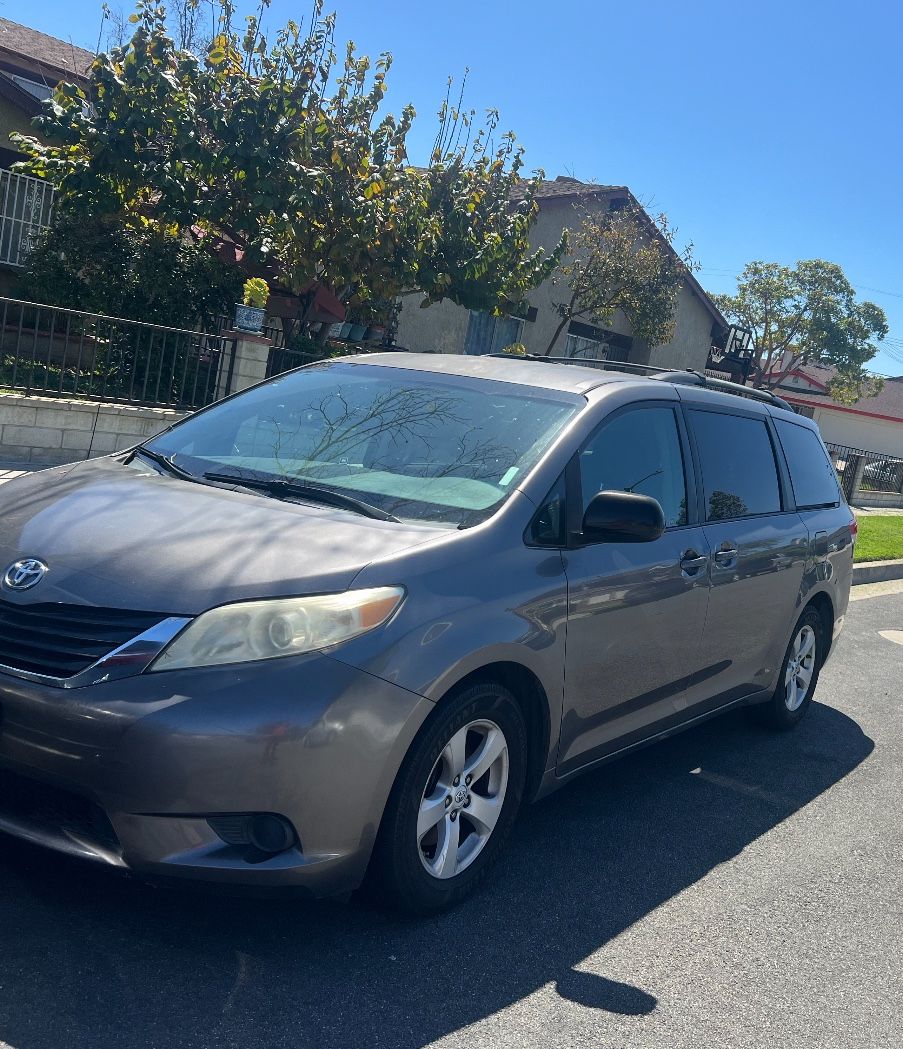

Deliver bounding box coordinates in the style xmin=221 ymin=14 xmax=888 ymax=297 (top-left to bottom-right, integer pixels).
xmin=557 ymin=402 xmax=712 ymax=775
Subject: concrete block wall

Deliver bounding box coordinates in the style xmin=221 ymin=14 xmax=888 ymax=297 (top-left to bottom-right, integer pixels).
xmin=0 ymin=392 xmax=186 ymax=466
xmin=217 ymin=330 xmax=271 ymax=396
xmin=853 ymin=490 xmax=903 ymax=509
xmin=0 ymin=331 xmax=271 ymax=466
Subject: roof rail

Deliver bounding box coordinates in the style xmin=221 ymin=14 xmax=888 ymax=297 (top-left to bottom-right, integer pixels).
xmin=651 ymin=369 xmax=795 ymax=411
xmin=487 ymin=353 xmax=664 ymax=376
xmin=487 ymin=353 xmax=794 ymax=412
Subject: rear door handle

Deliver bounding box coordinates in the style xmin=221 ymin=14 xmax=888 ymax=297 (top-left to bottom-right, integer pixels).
xmin=713 ymin=545 xmax=739 ymax=568
xmin=679 ymin=550 xmax=709 ymax=576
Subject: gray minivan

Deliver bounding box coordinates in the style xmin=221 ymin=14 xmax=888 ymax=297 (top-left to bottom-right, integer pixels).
xmin=0 ymin=353 xmax=855 ymax=912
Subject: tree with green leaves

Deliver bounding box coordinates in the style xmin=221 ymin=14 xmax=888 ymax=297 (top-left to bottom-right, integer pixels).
xmin=712 ymin=260 xmax=888 ymax=404
xmin=15 ymin=0 xmax=561 ymax=331
xmin=17 ymin=212 xmax=242 ymax=328
xmin=543 ymin=202 xmax=694 ymax=355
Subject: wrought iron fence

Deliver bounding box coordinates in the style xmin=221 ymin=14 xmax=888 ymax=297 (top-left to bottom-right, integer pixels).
xmin=0 ymin=170 xmax=54 ymax=268
xmin=826 ymin=442 xmax=903 ymax=500
xmin=265 ymin=342 xmax=387 ymax=379
xmin=0 ymin=296 xmax=235 ymax=409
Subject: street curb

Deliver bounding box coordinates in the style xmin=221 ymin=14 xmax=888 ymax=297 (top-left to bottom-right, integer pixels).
xmin=853 ymin=558 xmax=903 ymax=585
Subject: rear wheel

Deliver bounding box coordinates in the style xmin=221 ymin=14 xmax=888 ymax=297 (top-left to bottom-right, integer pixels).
xmin=756 ymin=607 xmax=824 ymax=730
xmin=370 ymin=681 xmax=527 ymax=913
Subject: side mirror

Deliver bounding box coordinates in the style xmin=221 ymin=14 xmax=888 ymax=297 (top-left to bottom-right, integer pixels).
xmin=582 ymin=490 xmax=666 ymax=544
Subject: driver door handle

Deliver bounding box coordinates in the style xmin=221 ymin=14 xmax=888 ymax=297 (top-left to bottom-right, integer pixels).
xmin=679 ymin=550 xmax=709 ymax=576
xmin=713 ymin=544 xmax=739 ymax=568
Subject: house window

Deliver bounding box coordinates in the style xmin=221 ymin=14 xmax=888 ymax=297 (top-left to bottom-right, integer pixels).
xmin=565 ymin=333 xmax=610 ymax=360
xmin=562 ymin=321 xmax=631 ymax=362
xmin=464 ymin=312 xmax=524 ymax=355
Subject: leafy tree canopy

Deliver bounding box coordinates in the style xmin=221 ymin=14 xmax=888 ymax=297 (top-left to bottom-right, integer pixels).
xmin=16 ymin=212 xmax=242 ymax=328
xmin=15 ymin=0 xmax=562 ymax=326
xmin=712 ymin=260 xmax=888 ymax=404
xmin=544 ymin=202 xmax=694 ymax=355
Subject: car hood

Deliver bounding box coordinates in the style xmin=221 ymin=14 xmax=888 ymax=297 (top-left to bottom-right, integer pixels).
xmin=0 ymin=457 xmax=445 ymax=614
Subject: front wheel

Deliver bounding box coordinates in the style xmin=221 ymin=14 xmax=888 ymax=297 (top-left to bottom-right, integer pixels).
xmin=370 ymin=681 xmax=527 ymax=913
xmin=756 ymin=607 xmax=824 ymax=730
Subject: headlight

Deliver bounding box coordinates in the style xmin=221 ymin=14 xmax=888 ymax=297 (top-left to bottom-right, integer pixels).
xmin=148 ymin=586 xmax=404 ymax=672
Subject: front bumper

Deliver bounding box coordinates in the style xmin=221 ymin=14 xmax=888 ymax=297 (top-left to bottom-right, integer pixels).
xmin=0 ymin=654 xmax=433 ymax=896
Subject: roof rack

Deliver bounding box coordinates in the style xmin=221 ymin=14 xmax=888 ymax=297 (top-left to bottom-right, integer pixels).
xmin=487 ymin=353 xmax=794 ymax=412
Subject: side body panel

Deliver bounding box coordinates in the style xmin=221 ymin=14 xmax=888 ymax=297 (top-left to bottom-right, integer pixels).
xmin=700 ymin=514 xmax=809 ymax=698
xmin=557 ymin=531 xmax=711 ymax=773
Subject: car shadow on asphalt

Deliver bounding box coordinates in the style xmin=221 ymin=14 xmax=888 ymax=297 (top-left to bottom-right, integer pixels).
xmin=0 ymin=702 xmax=873 ymax=1049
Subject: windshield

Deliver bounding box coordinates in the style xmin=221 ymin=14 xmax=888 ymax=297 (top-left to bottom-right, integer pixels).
xmin=144 ymin=361 xmax=582 ymax=527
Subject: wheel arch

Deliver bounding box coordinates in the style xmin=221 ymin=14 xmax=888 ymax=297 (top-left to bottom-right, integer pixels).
xmin=804 ymin=589 xmax=835 ymax=661
xmin=438 ymin=662 xmax=552 ymax=802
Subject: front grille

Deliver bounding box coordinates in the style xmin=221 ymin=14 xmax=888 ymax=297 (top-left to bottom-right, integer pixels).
xmin=0 ymin=598 xmax=164 ymax=679
xmin=0 ymin=767 xmax=120 ymax=852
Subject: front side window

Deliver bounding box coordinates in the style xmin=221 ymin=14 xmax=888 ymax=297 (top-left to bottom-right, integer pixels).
xmin=690 ymin=410 xmax=782 ymax=521
xmin=775 ymin=420 xmax=841 ymax=508
xmin=144 ymin=362 xmax=581 ymax=527
xmin=579 ymin=406 xmax=688 ymax=528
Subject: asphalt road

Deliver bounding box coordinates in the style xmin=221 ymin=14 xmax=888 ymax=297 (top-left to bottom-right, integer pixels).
xmin=0 ymin=583 xmax=901 ymax=1049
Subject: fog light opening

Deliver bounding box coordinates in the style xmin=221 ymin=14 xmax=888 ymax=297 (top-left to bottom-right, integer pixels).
xmin=248 ymin=813 xmax=296 ymax=854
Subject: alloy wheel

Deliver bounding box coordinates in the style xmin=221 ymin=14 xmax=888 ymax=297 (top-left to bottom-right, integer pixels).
xmin=784 ymin=624 xmax=817 ymax=711
xmin=417 ymin=719 xmax=509 ymax=880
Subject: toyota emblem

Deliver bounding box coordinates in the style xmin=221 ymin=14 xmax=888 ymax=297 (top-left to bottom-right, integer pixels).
xmin=3 ymin=558 xmax=48 ymax=591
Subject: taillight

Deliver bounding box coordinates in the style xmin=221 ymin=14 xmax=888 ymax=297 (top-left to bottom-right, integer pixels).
xmin=849 ymin=517 xmax=858 ymax=543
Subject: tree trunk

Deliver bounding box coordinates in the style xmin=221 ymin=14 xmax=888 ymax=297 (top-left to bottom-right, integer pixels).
xmin=544 ymin=315 xmax=571 ymax=356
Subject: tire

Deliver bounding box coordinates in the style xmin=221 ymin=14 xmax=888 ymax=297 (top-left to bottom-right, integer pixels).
xmin=370 ymin=681 xmax=528 ymax=914
xmin=755 ymin=606 xmax=824 ymax=730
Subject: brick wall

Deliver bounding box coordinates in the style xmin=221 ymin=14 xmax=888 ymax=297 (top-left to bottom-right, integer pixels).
xmin=0 ymin=392 xmax=186 ymax=466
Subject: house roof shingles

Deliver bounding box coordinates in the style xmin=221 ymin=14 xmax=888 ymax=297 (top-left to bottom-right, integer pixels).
xmin=0 ymin=17 xmax=93 ymax=80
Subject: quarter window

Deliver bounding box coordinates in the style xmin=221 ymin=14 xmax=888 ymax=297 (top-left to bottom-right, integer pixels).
xmin=775 ymin=420 xmax=841 ymax=508
xmin=690 ymin=411 xmax=782 ymax=520
xmin=579 ymin=407 xmax=688 ymax=528
xmin=530 ymin=473 xmax=567 ymax=545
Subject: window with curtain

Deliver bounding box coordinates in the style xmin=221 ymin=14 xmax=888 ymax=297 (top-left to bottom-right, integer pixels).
xmin=565 ymin=334 xmax=609 ymax=360
xmin=464 ymin=312 xmax=523 ymax=355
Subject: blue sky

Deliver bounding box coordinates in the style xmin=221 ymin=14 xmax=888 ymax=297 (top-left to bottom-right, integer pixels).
xmin=18 ymin=0 xmax=903 ymax=373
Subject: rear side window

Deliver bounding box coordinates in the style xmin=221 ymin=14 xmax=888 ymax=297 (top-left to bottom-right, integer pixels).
xmin=690 ymin=410 xmax=782 ymax=521
xmin=775 ymin=420 xmax=841 ymax=508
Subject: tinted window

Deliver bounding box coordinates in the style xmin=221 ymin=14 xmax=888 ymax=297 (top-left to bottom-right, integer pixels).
xmin=530 ymin=473 xmax=567 ymax=545
xmin=580 ymin=407 xmax=687 ymax=528
xmin=691 ymin=411 xmax=782 ymax=520
xmin=775 ymin=420 xmax=841 ymax=508
xmin=147 ymin=362 xmax=580 ymax=528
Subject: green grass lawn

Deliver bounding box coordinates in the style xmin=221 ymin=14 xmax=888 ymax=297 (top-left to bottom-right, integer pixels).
xmin=854 ymin=515 xmax=903 ymax=562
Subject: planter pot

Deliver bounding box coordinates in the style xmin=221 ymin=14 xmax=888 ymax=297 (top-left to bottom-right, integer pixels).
xmin=234 ymin=304 xmax=266 ymax=334
xmin=348 ymin=323 xmax=367 ymax=341
xmin=339 ymin=322 xmax=353 ymax=339
xmin=365 ymin=325 xmax=386 ymax=343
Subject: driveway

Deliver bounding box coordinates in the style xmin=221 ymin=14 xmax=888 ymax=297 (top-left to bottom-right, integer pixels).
xmin=0 ymin=584 xmax=900 ymax=1049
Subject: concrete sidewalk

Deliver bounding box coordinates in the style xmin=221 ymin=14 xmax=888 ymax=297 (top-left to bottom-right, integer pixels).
xmin=853 ymin=505 xmax=903 ymax=516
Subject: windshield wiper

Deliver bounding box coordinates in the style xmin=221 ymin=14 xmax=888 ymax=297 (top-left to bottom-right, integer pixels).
xmin=203 ymin=472 xmax=400 ymax=523
xmin=132 ymin=446 xmax=197 ymax=481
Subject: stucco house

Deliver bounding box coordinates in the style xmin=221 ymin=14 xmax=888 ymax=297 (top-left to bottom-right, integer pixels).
xmin=773 ymin=362 xmax=903 ymax=458
xmin=395 ymin=177 xmax=728 ymax=371
xmin=0 ymin=18 xmax=91 ymax=272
